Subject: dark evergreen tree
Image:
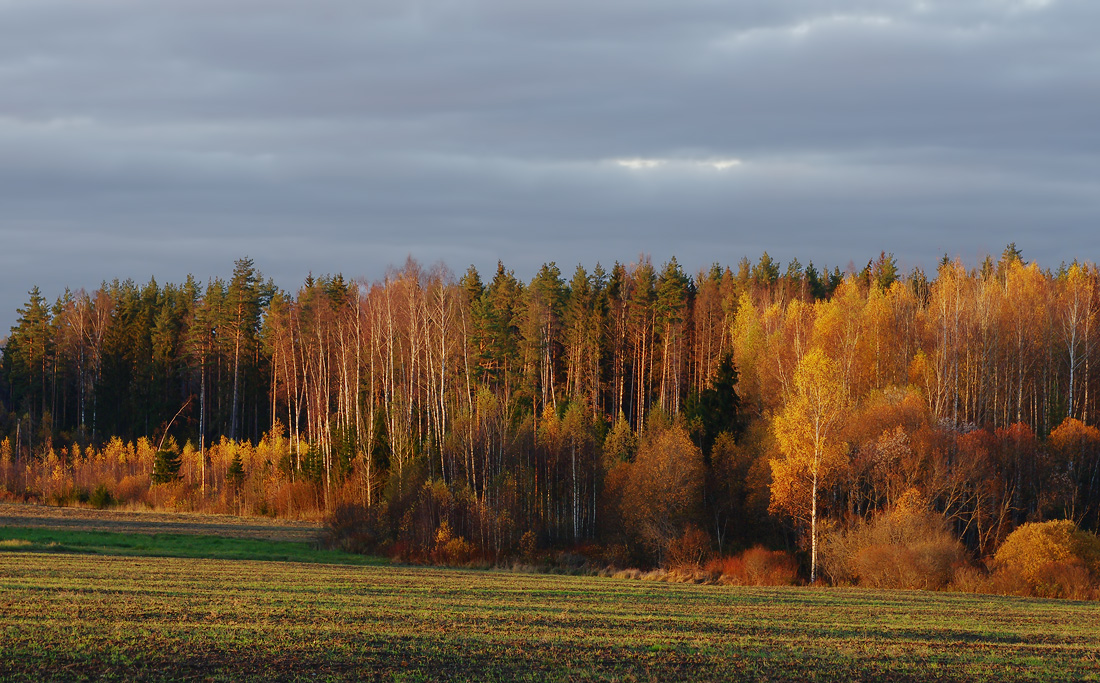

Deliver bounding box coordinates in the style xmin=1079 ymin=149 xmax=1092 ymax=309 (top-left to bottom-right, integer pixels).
xmin=805 ymin=261 xmax=826 ymax=300
xmin=7 ymin=287 xmax=53 ymax=431
xmin=226 ymin=451 xmax=245 ymax=491
xmin=871 ymin=251 xmax=899 ymax=291
xmin=686 ymin=351 xmax=742 ymax=457
xmin=151 ymin=449 xmax=182 ymax=484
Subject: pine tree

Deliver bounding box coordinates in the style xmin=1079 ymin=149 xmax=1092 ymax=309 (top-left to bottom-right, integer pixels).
xmin=6 ymin=287 xmax=53 ymax=433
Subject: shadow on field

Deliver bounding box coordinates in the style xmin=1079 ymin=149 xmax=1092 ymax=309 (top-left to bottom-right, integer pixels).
xmin=3 ymin=635 xmax=956 ymax=683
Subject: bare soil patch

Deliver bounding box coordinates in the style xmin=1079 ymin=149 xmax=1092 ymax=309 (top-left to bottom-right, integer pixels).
xmin=0 ymin=502 xmax=323 ymax=543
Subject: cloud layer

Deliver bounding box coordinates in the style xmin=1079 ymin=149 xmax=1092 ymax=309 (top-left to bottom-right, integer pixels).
xmin=1 ymin=0 xmax=1098 ymax=330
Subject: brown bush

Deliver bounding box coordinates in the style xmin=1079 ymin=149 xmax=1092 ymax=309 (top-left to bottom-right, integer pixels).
xmin=741 ymin=546 xmax=799 ymax=586
xmin=667 ymin=525 xmax=711 ymax=570
xmin=154 ymin=481 xmax=192 ymax=511
xmin=823 ymin=498 xmax=967 ymax=589
xmin=271 ymin=481 xmax=323 ymax=519
xmin=985 ymin=565 xmax=1037 ymax=597
xmin=520 ymin=530 xmax=539 ymax=562
xmin=602 ymin=543 xmax=632 ymax=570
xmin=705 ymin=546 xmax=799 ymax=586
xmin=704 ymin=555 xmax=744 ymax=579
xmin=950 ymin=565 xmax=988 ymax=593
xmin=115 ymin=474 xmax=150 ymax=506
xmin=1033 ymin=561 xmax=1095 ymax=600
xmin=325 ymin=503 xmax=388 ymax=555
xmin=851 ymin=545 xmax=921 ymax=589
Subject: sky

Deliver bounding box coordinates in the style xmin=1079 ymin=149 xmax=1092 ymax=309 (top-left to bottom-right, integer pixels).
xmin=1 ymin=0 xmax=1098 ymax=334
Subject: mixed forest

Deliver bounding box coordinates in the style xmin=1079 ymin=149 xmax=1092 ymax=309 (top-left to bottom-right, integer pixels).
xmin=2 ymin=246 xmax=1100 ymax=590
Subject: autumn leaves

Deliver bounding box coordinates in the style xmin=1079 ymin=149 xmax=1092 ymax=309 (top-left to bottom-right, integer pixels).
xmin=772 ymin=349 xmax=847 ymax=583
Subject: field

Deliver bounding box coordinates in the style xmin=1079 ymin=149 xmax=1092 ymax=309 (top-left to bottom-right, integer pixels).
xmin=0 ymin=501 xmax=324 ymax=542
xmin=2 ymin=507 xmax=1100 ymax=681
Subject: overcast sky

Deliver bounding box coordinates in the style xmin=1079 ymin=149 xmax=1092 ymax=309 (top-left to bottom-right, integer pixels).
xmin=2 ymin=0 xmax=1098 ymax=334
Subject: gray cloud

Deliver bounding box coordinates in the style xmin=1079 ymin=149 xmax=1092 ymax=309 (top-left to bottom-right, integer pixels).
xmin=1 ymin=0 xmax=1098 ymax=333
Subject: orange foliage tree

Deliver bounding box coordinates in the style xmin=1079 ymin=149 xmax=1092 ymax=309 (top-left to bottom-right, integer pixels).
xmin=621 ymin=423 xmax=704 ymax=564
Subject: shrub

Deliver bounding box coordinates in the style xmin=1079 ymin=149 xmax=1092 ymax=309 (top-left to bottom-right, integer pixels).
xmin=985 ymin=565 xmax=1033 ymax=597
xmin=705 ymin=546 xmax=799 ymax=586
xmin=1033 ymin=561 xmax=1094 ymax=600
xmin=155 ymin=481 xmax=191 ymax=511
xmin=520 ymin=530 xmax=540 ymax=561
xmin=994 ymin=520 xmax=1099 ymax=582
xmin=51 ymin=486 xmax=89 ymax=507
xmin=89 ymin=484 xmax=113 ymax=509
xmin=437 ymin=536 xmax=477 ymax=565
xmin=740 ymin=546 xmax=800 ymax=586
xmin=602 ymin=543 xmax=632 ymax=570
xmin=430 ymin=521 xmax=478 ymax=566
xmin=992 ymin=520 xmax=1100 ymax=597
xmin=272 ymin=480 xmax=323 ymax=519
xmin=822 ymin=496 xmax=967 ymax=589
xmin=704 ymin=555 xmax=745 ymax=580
xmin=551 ymin=551 xmax=589 ymax=572
xmin=115 ymin=474 xmax=150 ymax=505
xmin=325 ymin=503 xmax=388 ymax=555
xmin=852 ymin=544 xmax=930 ymax=589
xmin=667 ymin=525 xmax=711 ymax=570
xmin=950 ymin=565 xmax=987 ymax=593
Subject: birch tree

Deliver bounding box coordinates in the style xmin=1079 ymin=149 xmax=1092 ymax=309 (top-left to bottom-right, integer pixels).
xmin=770 ymin=347 xmax=848 ymax=583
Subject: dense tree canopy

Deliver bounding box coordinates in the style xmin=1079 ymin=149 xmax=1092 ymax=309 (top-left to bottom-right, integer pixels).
xmin=3 ymin=248 xmax=1100 ymax=569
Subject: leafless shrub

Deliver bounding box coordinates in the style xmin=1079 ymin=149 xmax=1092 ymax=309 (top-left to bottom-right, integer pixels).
xmin=823 ymin=495 xmax=968 ymax=589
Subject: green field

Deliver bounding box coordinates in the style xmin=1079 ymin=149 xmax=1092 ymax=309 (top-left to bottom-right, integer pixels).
xmin=0 ymin=526 xmax=384 ymax=566
xmin=2 ymin=544 xmax=1099 ymax=682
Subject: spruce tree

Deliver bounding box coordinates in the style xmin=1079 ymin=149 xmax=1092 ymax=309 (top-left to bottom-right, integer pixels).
xmin=151 ymin=449 xmax=182 ymax=484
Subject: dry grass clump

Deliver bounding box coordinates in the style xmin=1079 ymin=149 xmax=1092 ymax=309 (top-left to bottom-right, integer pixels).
xmin=609 ymin=546 xmax=798 ymax=586
xmin=606 ymin=567 xmax=716 ymax=584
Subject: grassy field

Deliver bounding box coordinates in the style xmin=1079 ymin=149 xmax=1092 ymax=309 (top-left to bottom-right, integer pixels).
xmin=0 ymin=502 xmax=323 ymax=542
xmin=2 ymin=546 xmax=1099 ymax=681
xmin=0 ymin=526 xmax=385 ymax=566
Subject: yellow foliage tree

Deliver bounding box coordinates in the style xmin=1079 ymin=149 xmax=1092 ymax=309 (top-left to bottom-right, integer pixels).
xmin=770 ymin=347 xmax=848 ymax=582
xmin=0 ymin=438 xmax=11 ymax=490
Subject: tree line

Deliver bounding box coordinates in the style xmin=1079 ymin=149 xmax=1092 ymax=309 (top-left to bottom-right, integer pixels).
xmin=2 ymin=246 xmax=1100 ymax=573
